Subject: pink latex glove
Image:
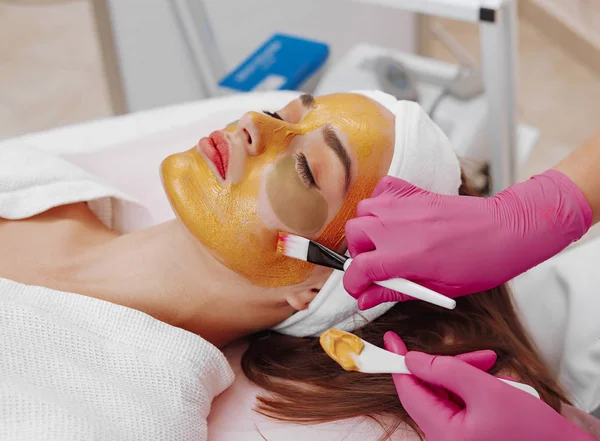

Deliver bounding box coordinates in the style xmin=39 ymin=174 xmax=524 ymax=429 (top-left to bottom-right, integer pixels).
xmin=344 ymin=169 xmax=592 ymax=310
xmin=384 ymin=332 xmax=595 ymax=441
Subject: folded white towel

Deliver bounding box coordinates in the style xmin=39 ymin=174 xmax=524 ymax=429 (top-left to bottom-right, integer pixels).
xmin=273 ymin=90 xmax=461 ymax=338
xmin=0 ymin=276 xmax=234 ymax=441
xmin=0 ymin=142 xmax=141 ymax=230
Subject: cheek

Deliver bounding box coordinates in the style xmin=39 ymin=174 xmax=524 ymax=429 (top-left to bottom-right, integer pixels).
xmin=265 ymin=156 xmax=328 ymax=236
xmin=258 ymin=163 xmax=286 ymax=230
xmin=227 ymin=142 xmax=247 ymax=184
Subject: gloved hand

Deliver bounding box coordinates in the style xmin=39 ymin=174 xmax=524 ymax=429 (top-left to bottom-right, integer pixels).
xmin=384 ymin=332 xmax=595 ymax=441
xmin=344 ymin=169 xmax=592 ymax=310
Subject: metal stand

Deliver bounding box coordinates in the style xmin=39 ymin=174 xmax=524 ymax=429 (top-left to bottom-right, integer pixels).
xmin=479 ymin=1 xmax=518 ymax=193
xmin=170 ymin=0 xmax=226 ymax=98
xmin=356 ymin=0 xmax=518 ymax=193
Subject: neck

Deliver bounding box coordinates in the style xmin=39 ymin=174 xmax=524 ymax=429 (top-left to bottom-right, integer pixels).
xmin=66 ymin=221 xmax=295 ymax=348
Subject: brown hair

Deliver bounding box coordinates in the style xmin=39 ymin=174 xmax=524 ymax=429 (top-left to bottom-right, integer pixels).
xmin=241 ymin=177 xmax=570 ymax=440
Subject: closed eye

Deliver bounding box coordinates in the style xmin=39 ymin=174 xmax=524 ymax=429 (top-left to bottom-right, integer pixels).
xmin=262 ymin=110 xmax=283 ymax=121
xmin=294 ymin=153 xmax=318 ymax=189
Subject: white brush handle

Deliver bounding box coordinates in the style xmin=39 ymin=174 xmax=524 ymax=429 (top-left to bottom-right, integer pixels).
xmin=498 ymin=379 xmax=540 ymax=399
xmin=344 ymin=258 xmax=456 ymax=310
xmin=358 ymin=341 xmax=540 ymax=399
xmin=359 ymin=341 xmax=411 ymax=374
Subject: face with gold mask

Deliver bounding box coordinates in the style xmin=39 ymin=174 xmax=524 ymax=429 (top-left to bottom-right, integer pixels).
xmin=161 ymin=93 xmax=394 ymax=287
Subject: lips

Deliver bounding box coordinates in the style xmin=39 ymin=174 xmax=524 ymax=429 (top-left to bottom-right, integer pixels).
xmin=198 ymin=130 xmax=230 ymax=180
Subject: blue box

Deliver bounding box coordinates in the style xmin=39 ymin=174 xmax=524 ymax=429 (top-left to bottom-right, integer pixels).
xmin=219 ymin=34 xmax=329 ymax=92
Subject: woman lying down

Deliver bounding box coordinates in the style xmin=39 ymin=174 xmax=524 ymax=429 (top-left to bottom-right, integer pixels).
xmin=0 ymin=90 xmax=596 ymax=441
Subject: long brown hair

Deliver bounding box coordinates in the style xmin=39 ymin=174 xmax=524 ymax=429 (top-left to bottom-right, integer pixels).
xmin=241 ymin=178 xmax=570 ymax=440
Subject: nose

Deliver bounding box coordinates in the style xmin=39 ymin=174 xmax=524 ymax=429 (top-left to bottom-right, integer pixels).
xmin=236 ymin=112 xmax=261 ymax=156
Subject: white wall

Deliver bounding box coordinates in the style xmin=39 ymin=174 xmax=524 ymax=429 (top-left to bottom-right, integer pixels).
xmin=101 ymin=0 xmax=417 ymax=112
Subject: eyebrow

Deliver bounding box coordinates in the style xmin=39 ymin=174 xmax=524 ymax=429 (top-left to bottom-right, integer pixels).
xmin=300 ymin=93 xmax=315 ymax=108
xmin=322 ymin=125 xmax=351 ymax=193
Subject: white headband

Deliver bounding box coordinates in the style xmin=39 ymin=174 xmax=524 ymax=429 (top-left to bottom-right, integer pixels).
xmin=272 ymin=90 xmax=461 ymax=337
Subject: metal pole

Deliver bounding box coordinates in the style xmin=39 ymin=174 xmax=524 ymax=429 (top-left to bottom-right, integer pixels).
xmin=479 ymin=0 xmax=518 ymax=193
xmin=170 ymin=0 xmax=227 ymax=98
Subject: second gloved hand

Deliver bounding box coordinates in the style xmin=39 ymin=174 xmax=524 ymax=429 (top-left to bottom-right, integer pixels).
xmin=384 ymin=332 xmax=594 ymax=441
xmin=344 ymin=170 xmax=592 ymax=310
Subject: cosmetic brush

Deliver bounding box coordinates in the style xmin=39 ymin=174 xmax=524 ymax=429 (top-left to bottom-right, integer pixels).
xmin=320 ymin=329 xmax=540 ymax=399
xmin=277 ymin=232 xmax=456 ymax=310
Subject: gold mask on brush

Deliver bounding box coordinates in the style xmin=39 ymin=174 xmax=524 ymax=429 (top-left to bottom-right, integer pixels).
xmin=320 ymin=329 xmax=364 ymax=371
xmin=161 ymin=93 xmax=394 ymax=287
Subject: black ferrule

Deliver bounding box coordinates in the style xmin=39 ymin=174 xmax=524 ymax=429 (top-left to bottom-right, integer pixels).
xmin=307 ymin=241 xmax=348 ymax=271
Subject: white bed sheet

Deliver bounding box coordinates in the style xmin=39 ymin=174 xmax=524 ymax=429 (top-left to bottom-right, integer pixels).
xmin=512 ymin=237 xmax=600 ymax=411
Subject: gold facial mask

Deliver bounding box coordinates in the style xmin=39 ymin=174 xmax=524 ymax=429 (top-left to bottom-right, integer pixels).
xmin=320 ymin=329 xmax=364 ymax=371
xmin=161 ymin=119 xmax=310 ymax=287
xmin=161 ymin=93 xmax=394 ymax=287
xmin=266 ymin=155 xmax=328 ymax=235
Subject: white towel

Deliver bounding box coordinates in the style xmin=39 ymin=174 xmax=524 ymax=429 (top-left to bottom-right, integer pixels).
xmin=273 ymin=90 xmax=461 ymax=338
xmin=0 ymin=142 xmax=142 ymax=230
xmin=0 ymin=276 xmax=234 ymax=441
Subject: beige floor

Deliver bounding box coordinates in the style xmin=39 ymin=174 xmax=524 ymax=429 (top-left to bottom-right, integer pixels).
xmin=531 ymin=0 xmax=600 ymax=45
xmin=0 ymin=0 xmax=111 ymax=140
xmin=1 ymin=0 xmax=599 ymax=235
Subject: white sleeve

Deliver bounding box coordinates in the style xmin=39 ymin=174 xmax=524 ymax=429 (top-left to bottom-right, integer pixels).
xmin=511 ymin=236 xmax=600 ymax=411
xmin=0 ymin=277 xmax=234 ymax=441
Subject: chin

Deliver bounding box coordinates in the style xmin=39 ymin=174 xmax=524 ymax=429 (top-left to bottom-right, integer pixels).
xmin=160 ymin=153 xmax=191 ymax=216
xmin=160 ymin=151 xmax=193 ymax=175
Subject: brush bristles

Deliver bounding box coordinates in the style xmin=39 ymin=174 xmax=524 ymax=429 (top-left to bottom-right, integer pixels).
xmin=277 ymin=232 xmax=310 ymax=262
